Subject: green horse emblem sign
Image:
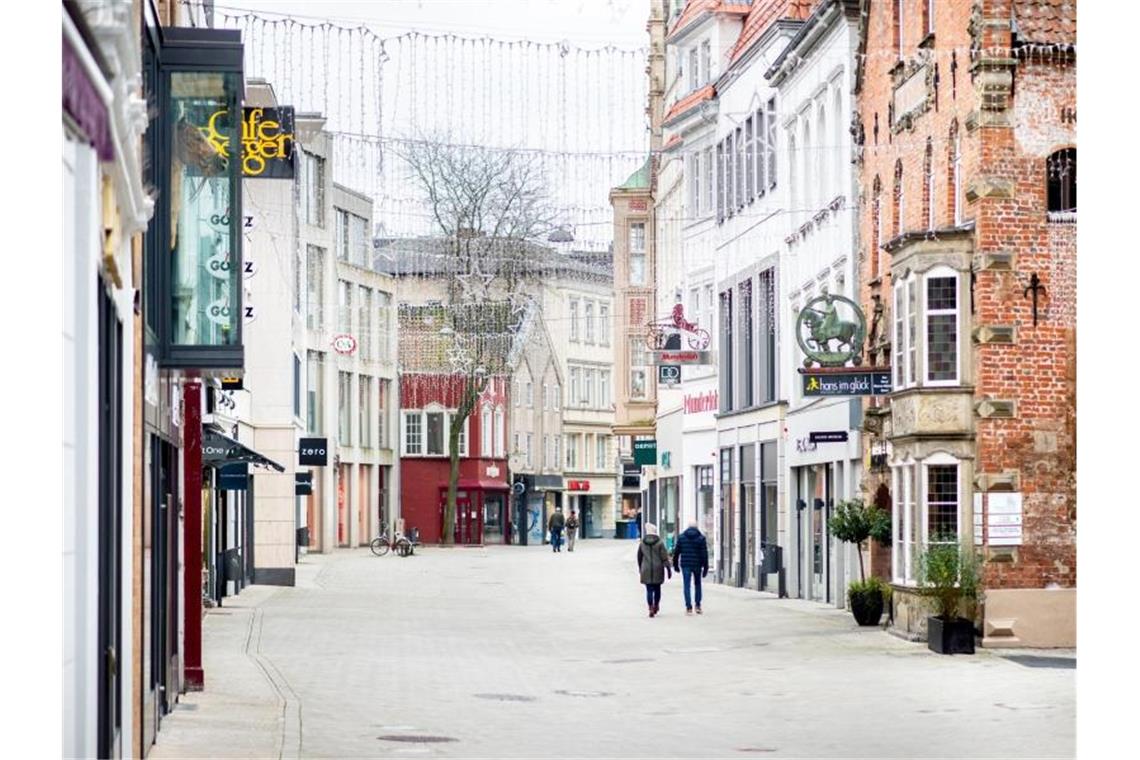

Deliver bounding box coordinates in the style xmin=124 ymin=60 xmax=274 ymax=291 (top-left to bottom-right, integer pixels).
xmin=796 ymin=294 xmax=868 ymax=368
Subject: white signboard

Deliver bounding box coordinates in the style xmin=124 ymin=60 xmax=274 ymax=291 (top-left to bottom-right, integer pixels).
xmin=987 ymin=492 xmax=1023 ymax=546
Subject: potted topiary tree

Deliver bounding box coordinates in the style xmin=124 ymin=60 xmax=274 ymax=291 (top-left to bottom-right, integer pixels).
xmin=828 ymin=499 xmax=892 ymax=626
xmin=915 ymin=539 xmax=980 ymax=654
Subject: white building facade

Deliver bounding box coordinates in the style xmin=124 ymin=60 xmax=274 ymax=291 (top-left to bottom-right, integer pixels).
xmin=766 ymin=0 xmax=862 ymax=607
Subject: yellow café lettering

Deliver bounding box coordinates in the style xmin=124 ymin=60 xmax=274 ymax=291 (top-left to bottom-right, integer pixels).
xmin=200 ymin=108 xmax=295 ymax=177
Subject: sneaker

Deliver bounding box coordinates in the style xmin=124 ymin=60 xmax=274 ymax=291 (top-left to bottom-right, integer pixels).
xmin=686 ymin=608 xmax=693 ymax=616
xmin=696 ymin=607 xmax=703 ymax=614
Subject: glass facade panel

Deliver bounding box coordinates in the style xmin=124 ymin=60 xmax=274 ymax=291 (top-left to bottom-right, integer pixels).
xmin=169 ymin=70 xmax=242 ymax=346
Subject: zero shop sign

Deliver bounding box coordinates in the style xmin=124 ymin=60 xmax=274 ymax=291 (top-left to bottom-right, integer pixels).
xmin=298 ymin=437 xmax=328 ymax=466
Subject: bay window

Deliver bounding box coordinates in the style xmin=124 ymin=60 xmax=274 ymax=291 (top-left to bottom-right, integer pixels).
xmin=892 ymin=455 xmax=964 ymax=585
xmin=892 ymin=268 xmax=964 ymax=389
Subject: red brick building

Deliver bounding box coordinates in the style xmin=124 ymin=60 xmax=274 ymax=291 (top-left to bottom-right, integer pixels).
xmin=855 ymin=0 xmax=1075 ymax=646
xmin=398 ymin=373 xmax=511 ymax=544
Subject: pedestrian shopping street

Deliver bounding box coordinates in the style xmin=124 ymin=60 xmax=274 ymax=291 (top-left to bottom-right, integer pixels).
xmin=149 ymin=543 xmax=1074 ymax=759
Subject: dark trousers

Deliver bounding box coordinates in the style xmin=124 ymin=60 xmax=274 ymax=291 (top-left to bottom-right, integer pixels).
xmin=551 ymin=528 xmax=563 ymax=551
xmin=645 ymin=583 xmax=662 ymax=608
xmin=682 ymin=567 xmax=703 ymax=609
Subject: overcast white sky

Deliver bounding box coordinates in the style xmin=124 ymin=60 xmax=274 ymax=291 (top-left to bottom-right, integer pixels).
xmin=222 ymin=0 xmax=650 ymax=47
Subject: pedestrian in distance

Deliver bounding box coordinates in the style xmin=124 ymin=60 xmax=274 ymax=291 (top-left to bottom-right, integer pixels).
xmin=637 ymin=523 xmax=672 ymax=617
xmin=548 ymin=507 xmax=566 ymax=553
xmin=672 ymin=520 xmax=709 ymax=615
xmin=566 ymin=509 xmax=580 ymax=552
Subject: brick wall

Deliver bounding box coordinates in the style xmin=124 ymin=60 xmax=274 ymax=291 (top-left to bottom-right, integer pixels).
xmin=857 ymin=0 xmax=1076 ymax=592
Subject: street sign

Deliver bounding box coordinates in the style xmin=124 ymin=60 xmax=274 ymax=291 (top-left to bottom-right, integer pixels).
xmin=650 ymin=350 xmax=713 ymax=365
xmin=658 ymin=364 xmax=681 ymax=386
xmin=801 ymin=369 xmax=892 ymax=397
xmin=633 ymin=439 xmax=657 ymax=466
xmin=809 ymin=431 xmax=849 ymax=443
xmin=219 ymin=463 xmax=248 ymax=491
xmin=298 ymin=437 xmax=328 ymax=466
xmin=295 ymin=471 xmax=313 ymax=496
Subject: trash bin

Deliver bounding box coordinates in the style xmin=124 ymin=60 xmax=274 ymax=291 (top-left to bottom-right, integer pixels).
xmin=296 ymin=526 xmax=310 ymax=547
xmin=223 ymin=548 xmax=242 ymax=582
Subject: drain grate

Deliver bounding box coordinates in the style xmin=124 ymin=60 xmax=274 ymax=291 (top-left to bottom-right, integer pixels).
xmin=473 ymin=693 xmax=536 ymax=702
xmin=378 ymin=735 xmax=458 ymax=744
xmin=555 ymin=689 xmax=614 ymax=698
xmin=1001 ymin=655 xmax=1076 ymax=669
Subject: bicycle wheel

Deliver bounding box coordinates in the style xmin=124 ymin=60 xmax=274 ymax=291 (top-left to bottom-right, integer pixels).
xmin=370 ymin=537 xmax=390 ymax=556
xmin=688 ymin=329 xmax=710 ymax=350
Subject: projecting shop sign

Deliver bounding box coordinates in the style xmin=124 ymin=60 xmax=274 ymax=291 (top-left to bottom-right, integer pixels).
xmin=298 ymin=437 xmax=329 ymax=466
xmin=633 ymin=439 xmax=658 ymax=466
xmin=801 ymin=370 xmax=892 ymax=397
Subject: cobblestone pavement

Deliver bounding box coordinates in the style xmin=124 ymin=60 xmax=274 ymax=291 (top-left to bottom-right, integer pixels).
xmin=149 ymin=542 xmax=1075 ymax=759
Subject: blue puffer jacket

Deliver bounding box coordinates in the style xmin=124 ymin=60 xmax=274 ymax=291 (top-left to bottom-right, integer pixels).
xmin=672 ymin=527 xmax=709 ymax=572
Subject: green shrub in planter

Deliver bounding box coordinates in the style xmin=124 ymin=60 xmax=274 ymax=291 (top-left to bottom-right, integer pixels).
xmin=847 ymin=576 xmax=888 ymax=626
xmin=828 ymin=499 xmax=892 ymax=626
xmin=915 ymin=540 xmax=981 ymax=654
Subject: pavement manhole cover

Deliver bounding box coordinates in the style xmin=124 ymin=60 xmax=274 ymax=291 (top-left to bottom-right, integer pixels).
xmin=602 ymin=657 xmax=655 ymax=664
xmin=473 ymin=693 xmax=536 ymax=702
xmin=555 ymin=689 xmax=614 ymax=698
xmin=378 ymin=735 xmax=458 ymax=744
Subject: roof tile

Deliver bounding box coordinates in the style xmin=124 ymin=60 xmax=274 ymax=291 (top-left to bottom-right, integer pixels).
xmin=663 ymin=83 xmax=716 ymax=124
xmin=728 ymin=0 xmax=813 ymax=64
xmin=1012 ymin=0 xmax=1076 ymax=46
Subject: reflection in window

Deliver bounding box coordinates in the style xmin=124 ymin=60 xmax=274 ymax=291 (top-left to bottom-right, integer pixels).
xmin=169 ymin=70 xmax=241 ymax=346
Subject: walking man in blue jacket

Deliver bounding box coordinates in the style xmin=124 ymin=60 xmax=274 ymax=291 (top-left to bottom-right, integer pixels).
xmin=672 ymin=520 xmax=709 ymax=615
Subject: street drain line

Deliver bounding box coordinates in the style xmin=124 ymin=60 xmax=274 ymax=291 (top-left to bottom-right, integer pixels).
xmin=378 ymin=735 xmax=458 ymax=744
xmin=473 ymin=693 xmax=537 ymax=702
xmin=602 ymin=658 xmax=655 ymax=664
xmin=554 ymin=689 xmax=614 ymax=698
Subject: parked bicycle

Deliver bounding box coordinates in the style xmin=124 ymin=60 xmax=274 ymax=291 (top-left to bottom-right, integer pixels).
xmin=370 ymin=526 xmax=421 ymax=557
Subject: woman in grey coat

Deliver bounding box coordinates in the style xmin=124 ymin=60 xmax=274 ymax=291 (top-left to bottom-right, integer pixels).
xmin=637 ymin=523 xmax=672 ymax=617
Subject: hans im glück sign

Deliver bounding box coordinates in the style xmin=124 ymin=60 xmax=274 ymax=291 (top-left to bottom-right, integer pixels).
xmin=801 ymin=370 xmax=892 ymax=397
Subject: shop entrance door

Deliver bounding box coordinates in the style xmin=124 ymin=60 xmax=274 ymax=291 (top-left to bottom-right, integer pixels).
xmin=484 ymin=494 xmax=504 ymax=544
xmin=447 ymin=491 xmax=483 ymax=545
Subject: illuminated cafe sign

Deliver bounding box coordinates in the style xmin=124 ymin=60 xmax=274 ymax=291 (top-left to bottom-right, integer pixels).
xmin=202 ymin=106 xmax=296 ymax=178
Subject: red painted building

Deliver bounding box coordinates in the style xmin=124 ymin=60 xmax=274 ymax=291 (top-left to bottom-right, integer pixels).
xmin=398 ymin=374 xmax=511 ymax=544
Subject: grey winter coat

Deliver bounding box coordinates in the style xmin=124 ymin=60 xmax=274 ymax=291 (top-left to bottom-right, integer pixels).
xmin=637 ymin=534 xmax=671 ymax=585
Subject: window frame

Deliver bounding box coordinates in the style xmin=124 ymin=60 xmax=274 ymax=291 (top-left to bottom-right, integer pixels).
xmin=923 ymin=266 xmax=962 ymax=386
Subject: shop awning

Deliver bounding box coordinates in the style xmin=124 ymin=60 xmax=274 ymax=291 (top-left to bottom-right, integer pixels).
xmin=448 ymin=479 xmax=510 ymax=491
xmin=202 ymin=425 xmax=285 ymax=472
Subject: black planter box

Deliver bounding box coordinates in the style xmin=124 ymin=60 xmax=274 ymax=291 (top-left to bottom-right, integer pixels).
xmin=927 ymin=616 xmax=976 ymax=655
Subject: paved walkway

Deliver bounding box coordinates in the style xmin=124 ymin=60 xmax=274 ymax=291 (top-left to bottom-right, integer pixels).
xmin=149 ymin=542 xmax=1074 ymax=759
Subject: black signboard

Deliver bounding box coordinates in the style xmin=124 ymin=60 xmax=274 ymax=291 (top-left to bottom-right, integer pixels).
xmin=809 ymin=431 xmax=849 ymax=444
xmin=658 ymin=364 xmax=681 ymax=386
xmin=221 ymin=376 xmax=243 ymax=391
xmin=219 ymin=463 xmax=248 ymax=491
xmin=298 ymin=437 xmax=328 ymax=466
xmin=239 ymin=106 xmax=295 ymax=179
xmin=295 ymin=471 xmax=313 ymax=496
xmin=802 ymin=370 xmax=892 ymax=397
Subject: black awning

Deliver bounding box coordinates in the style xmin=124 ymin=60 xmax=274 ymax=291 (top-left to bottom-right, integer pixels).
xmin=202 ymin=425 xmax=285 ymax=472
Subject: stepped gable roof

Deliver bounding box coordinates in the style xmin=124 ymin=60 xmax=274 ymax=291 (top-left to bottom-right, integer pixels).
xmin=728 ymin=0 xmax=813 ymax=64
xmin=1012 ymin=0 xmax=1076 ymax=46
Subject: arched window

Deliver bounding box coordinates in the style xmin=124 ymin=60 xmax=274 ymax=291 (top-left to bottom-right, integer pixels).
xmin=923 ymin=138 xmax=934 ymax=230
xmin=493 ymin=406 xmax=505 ymax=458
xmin=481 ymin=406 xmax=492 ymax=456
xmin=893 ymin=159 xmax=904 ymax=237
xmin=833 ymin=88 xmax=844 ymax=200
xmin=802 ymin=119 xmax=812 ymax=213
xmin=871 ymin=175 xmax=882 ymax=277
xmin=1047 ymin=148 xmax=1076 ymax=218
xmin=948 ymin=119 xmax=961 ymax=226
xmin=817 ymin=103 xmax=827 ymax=207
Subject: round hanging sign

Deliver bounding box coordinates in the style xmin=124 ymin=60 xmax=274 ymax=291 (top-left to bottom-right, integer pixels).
xmin=332 ymin=334 xmax=358 ymax=355
xmin=795 ymin=294 xmax=867 ymax=368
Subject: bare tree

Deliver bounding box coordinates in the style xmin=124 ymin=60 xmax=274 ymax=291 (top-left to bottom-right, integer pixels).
xmin=397 ymin=135 xmax=556 ymax=544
